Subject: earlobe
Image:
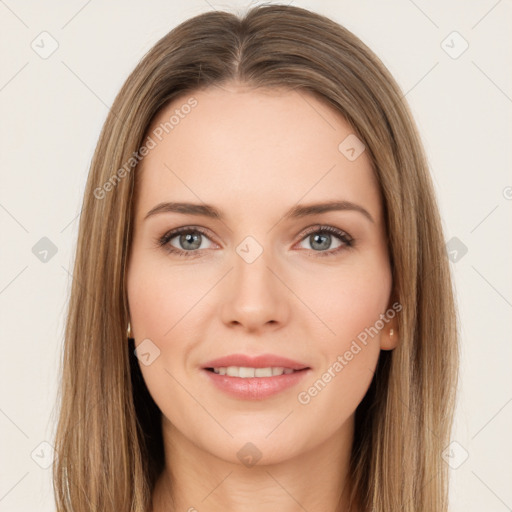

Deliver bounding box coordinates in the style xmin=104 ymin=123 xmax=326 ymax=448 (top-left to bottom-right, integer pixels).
xmin=380 ymin=321 xmax=399 ymax=351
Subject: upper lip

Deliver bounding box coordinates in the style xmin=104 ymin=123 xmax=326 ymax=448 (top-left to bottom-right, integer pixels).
xmin=202 ymin=353 xmax=310 ymax=371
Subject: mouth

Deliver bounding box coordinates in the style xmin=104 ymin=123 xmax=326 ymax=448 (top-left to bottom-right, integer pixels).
xmin=200 ymin=353 xmax=311 ymax=399
xmin=201 ymin=365 xmax=311 ymax=400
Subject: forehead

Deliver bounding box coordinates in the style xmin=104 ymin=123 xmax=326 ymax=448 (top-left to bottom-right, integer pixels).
xmin=135 ymin=84 xmax=381 ymax=222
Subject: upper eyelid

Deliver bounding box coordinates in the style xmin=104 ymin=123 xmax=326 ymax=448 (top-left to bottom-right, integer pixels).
xmin=164 ymin=225 xmax=218 ymax=243
xmin=300 ymin=224 xmax=352 ymax=240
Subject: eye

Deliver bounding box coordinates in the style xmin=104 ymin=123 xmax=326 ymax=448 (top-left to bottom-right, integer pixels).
xmin=157 ymin=226 xmax=216 ymax=257
xmin=296 ymin=225 xmax=353 ymax=256
xmin=156 ymin=224 xmax=354 ymax=258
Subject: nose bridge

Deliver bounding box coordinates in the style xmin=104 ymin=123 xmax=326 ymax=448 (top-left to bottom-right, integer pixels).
xmin=234 ymin=242 xmax=274 ymax=294
xmin=219 ymin=235 xmax=289 ymax=330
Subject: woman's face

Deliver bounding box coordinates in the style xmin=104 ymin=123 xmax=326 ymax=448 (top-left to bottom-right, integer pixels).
xmin=126 ymin=83 xmax=398 ymax=465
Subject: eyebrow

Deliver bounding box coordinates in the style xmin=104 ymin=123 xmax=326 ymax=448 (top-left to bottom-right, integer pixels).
xmin=144 ymin=200 xmax=374 ymax=223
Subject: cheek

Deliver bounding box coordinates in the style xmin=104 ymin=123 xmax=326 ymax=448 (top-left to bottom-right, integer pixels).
xmin=293 ymin=255 xmax=391 ymax=419
xmin=329 ymin=275 xmax=391 ymax=344
xmin=126 ymin=259 xmax=200 ymax=421
xmin=300 ymin=252 xmax=392 ymax=347
xmin=296 ymin=344 xmax=379 ymax=439
xmin=126 ymin=255 xmax=213 ymax=399
xmin=127 ymin=253 xmax=210 ymax=341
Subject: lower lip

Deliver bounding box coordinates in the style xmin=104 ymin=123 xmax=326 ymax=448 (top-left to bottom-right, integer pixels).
xmin=202 ymin=368 xmax=311 ymax=400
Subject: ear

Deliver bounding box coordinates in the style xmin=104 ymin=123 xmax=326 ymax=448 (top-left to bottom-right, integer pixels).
xmin=380 ymin=315 xmax=399 ymax=351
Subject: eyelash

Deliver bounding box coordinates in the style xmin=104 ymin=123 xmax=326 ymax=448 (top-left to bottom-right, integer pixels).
xmin=155 ymin=225 xmax=354 ymax=258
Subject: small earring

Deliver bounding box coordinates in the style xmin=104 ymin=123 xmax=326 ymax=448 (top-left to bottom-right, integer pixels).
xmin=389 ymin=328 xmax=394 ymax=337
xmin=127 ymin=321 xmax=132 ymax=339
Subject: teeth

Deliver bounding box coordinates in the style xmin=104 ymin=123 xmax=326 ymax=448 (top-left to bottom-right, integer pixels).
xmin=212 ymin=366 xmax=296 ymax=378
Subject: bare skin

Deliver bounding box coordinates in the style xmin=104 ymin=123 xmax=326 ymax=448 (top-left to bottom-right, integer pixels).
xmin=126 ymin=82 xmax=399 ymax=512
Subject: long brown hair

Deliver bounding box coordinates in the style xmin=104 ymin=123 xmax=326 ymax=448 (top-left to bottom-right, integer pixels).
xmin=53 ymin=4 xmax=459 ymax=511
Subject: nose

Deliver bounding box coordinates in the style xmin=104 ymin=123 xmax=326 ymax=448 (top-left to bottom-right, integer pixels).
xmin=219 ymin=245 xmax=290 ymax=333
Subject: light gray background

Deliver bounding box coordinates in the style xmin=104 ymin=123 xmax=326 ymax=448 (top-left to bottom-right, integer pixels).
xmin=1 ymin=1 xmax=511 ymax=510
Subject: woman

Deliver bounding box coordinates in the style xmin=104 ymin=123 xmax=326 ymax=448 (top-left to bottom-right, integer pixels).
xmin=53 ymin=4 xmax=458 ymax=511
